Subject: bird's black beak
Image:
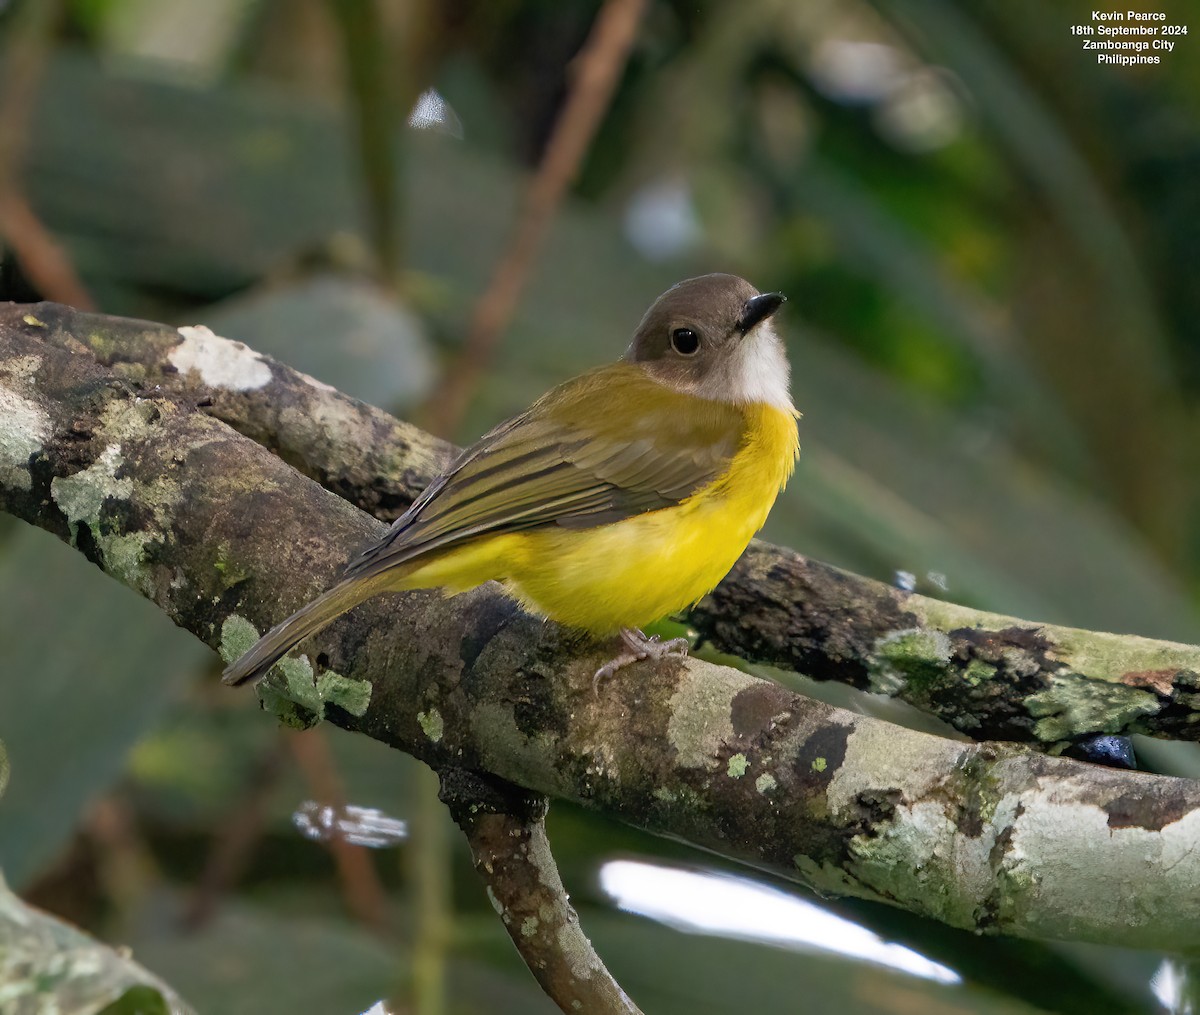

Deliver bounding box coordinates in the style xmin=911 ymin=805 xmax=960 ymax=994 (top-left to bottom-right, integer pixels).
xmin=736 ymin=292 xmax=786 ymax=334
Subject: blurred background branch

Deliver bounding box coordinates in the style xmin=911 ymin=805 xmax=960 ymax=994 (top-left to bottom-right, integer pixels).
xmin=0 ymin=0 xmax=92 ymax=308
xmin=424 ymin=0 xmax=648 ymax=436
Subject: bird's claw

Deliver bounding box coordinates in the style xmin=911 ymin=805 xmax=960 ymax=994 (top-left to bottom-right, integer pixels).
xmin=593 ymin=628 xmax=691 ymax=695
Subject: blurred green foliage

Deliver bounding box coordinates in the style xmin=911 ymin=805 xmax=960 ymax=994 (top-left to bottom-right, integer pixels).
xmin=2 ymin=0 xmax=1199 ymax=1011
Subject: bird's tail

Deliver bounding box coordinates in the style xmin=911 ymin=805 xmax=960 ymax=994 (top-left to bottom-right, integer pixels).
xmin=221 ymin=570 xmax=395 ymax=687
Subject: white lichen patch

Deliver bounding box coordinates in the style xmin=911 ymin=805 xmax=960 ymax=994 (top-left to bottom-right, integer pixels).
xmin=821 ymin=723 xmax=1004 ymax=925
xmin=755 ymin=772 xmax=777 ymax=794
xmin=172 ymin=325 xmax=272 ymax=391
xmin=825 ymin=723 xmax=947 ymax=818
xmin=0 ymin=383 xmax=49 ymax=491
xmin=471 ymin=701 xmax=560 ymax=791
xmin=50 ymin=443 xmax=161 ymax=593
xmin=52 ymin=444 xmax=132 ymax=530
xmin=667 ymin=660 xmax=758 ymax=770
xmin=556 ymin=922 xmax=603 ymax=981
xmin=997 ymin=797 xmax=1200 ymax=944
xmin=520 ymin=916 xmax=540 ymax=938
xmin=821 ymin=719 xmax=1200 ymax=944
xmin=847 ymin=797 xmax=1005 ymax=927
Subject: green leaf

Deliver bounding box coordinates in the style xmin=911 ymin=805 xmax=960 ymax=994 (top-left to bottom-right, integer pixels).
xmin=0 ymin=525 xmax=210 ymax=888
xmin=98 ymin=985 xmax=174 ymax=1015
xmin=124 ymin=896 xmax=549 ymax=1015
xmin=0 ymin=871 xmax=192 ymax=1015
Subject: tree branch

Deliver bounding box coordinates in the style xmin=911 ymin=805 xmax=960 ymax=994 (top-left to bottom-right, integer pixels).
xmin=688 ymin=541 xmax=1200 ymax=746
xmin=52 ymin=302 xmax=1200 ymax=749
xmin=4 ymin=303 xmax=1200 ymax=952
xmin=441 ymin=770 xmax=641 ymax=1015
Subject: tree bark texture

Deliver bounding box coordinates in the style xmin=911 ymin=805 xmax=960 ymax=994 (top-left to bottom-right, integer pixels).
xmin=3 ymin=302 xmax=1200 ymax=950
xmin=44 ymin=303 xmax=1200 ymax=750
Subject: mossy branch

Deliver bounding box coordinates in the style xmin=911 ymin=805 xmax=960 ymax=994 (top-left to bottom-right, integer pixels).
xmin=42 ymin=300 xmax=1200 ymax=749
xmin=4 ymin=302 xmax=1200 ymax=954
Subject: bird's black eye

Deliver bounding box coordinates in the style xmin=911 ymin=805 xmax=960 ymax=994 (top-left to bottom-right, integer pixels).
xmin=670 ymin=328 xmax=700 ymax=355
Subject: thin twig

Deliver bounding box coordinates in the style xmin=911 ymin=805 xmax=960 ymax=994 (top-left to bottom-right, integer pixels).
xmin=406 ymin=764 xmax=451 ymax=1015
xmin=287 ymin=727 xmax=392 ymax=934
xmin=182 ymin=738 xmax=287 ymax=930
xmin=86 ymin=794 xmax=163 ymax=942
xmin=0 ymin=0 xmax=93 ymax=308
xmin=425 ymin=0 xmax=648 ymax=435
xmin=442 ymin=771 xmax=643 ymax=1015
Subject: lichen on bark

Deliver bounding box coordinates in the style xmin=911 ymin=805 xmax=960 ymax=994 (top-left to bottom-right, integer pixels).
xmin=5 ymin=302 xmax=1200 ymax=952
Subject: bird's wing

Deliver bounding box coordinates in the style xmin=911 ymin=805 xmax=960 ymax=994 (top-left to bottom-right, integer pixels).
xmin=345 ymin=363 xmax=745 ymax=578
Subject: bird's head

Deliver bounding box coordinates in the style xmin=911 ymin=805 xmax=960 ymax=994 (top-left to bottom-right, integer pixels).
xmin=626 ymin=273 xmax=792 ymax=409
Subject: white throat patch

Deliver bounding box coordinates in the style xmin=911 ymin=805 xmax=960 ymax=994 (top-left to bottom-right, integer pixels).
xmin=695 ymin=322 xmax=794 ymax=410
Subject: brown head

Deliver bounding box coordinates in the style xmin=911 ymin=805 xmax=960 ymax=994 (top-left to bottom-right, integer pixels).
xmin=625 ymin=273 xmax=792 ymax=408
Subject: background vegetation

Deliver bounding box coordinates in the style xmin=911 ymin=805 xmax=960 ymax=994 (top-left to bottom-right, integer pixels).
xmin=2 ymin=0 xmax=1199 ymax=1012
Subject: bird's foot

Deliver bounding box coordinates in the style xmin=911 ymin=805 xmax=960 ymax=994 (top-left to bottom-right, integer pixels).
xmin=593 ymin=627 xmax=691 ymax=694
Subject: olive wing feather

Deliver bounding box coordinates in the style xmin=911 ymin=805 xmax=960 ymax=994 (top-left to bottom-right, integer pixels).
xmin=345 ymin=366 xmax=745 ymax=579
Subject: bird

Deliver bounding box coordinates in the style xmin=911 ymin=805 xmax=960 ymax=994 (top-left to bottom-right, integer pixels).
xmin=222 ymin=273 xmax=799 ymax=688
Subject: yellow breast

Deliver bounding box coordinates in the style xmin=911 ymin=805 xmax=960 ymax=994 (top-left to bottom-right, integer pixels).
xmin=500 ymin=402 xmax=799 ymax=632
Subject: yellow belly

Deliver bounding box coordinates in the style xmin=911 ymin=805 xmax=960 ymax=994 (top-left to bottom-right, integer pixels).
xmin=400 ymin=402 xmax=798 ymax=633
